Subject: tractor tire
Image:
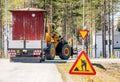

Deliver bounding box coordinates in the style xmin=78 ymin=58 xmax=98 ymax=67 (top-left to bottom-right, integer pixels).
xmin=59 ymin=44 xmax=71 ymax=60
xmin=46 ymin=44 xmax=56 ymax=60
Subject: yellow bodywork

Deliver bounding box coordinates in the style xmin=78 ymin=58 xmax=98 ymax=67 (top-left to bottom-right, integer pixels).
xmin=45 ymin=23 xmax=59 ymax=47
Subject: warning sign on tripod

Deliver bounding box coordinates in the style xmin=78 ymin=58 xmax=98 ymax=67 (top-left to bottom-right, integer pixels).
xmin=69 ymin=51 xmax=96 ymax=75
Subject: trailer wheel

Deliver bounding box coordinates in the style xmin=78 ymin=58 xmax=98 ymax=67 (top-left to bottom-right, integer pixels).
xmin=46 ymin=44 xmax=56 ymax=60
xmin=40 ymin=53 xmax=45 ymax=62
xmin=59 ymin=44 xmax=71 ymax=60
xmin=10 ymin=58 xmax=13 ymax=62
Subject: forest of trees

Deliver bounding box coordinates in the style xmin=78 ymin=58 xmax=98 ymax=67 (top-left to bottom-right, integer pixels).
xmin=1 ymin=0 xmax=119 ymax=47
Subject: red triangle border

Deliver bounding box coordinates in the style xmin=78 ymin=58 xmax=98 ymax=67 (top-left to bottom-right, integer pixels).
xmin=69 ymin=51 xmax=96 ymax=75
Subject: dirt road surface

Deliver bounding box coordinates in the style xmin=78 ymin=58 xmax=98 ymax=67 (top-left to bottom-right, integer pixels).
xmin=0 ymin=59 xmax=63 ymax=82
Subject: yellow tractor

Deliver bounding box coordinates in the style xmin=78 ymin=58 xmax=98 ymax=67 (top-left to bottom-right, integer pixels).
xmin=45 ymin=23 xmax=72 ymax=60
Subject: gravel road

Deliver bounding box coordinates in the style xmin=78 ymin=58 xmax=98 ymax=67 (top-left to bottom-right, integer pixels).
xmin=0 ymin=59 xmax=63 ymax=82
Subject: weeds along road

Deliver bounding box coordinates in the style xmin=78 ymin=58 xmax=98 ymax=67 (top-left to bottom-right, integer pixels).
xmin=0 ymin=59 xmax=63 ymax=82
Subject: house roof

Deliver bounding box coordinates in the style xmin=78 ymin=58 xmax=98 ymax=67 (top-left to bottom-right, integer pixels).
xmin=10 ymin=8 xmax=46 ymax=12
xmin=96 ymin=31 xmax=120 ymax=36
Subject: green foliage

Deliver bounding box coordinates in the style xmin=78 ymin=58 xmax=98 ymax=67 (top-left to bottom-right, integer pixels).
xmin=2 ymin=0 xmax=27 ymax=26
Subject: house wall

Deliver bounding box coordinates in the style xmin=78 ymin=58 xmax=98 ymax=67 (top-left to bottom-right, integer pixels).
xmin=96 ymin=31 xmax=120 ymax=58
xmin=96 ymin=35 xmax=102 ymax=58
xmin=114 ymin=33 xmax=120 ymax=58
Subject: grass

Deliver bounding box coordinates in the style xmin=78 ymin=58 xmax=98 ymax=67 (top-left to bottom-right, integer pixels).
xmin=56 ymin=62 xmax=120 ymax=82
xmin=56 ymin=63 xmax=72 ymax=82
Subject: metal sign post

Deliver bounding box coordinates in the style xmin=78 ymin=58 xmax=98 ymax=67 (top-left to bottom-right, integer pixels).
xmin=82 ymin=0 xmax=86 ymax=51
xmin=80 ymin=76 xmax=84 ymax=82
xmin=82 ymin=1 xmax=86 ymax=81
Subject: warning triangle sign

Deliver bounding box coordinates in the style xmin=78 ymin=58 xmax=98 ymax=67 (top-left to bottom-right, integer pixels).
xmin=79 ymin=30 xmax=89 ymax=40
xmin=69 ymin=51 xmax=96 ymax=75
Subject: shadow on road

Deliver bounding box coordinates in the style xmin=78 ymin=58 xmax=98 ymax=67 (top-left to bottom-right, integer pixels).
xmin=93 ymin=63 xmax=106 ymax=71
xmin=10 ymin=58 xmax=73 ymax=63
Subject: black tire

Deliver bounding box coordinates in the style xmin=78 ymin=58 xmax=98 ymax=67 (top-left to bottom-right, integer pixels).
xmin=41 ymin=55 xmax=45 ymax=62
xmin=46 ymin=44 xmax=56 ymax=60
xmin=40 ymin=52 xmax=45 ymax=62
xmin=59 ymin=44 xmax=71 ymax=60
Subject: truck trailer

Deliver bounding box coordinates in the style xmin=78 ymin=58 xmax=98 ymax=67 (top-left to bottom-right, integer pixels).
xmin=8 ymin=8 xmax=47 ymax=62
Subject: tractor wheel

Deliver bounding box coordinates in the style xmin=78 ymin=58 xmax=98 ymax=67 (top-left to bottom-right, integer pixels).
xmin=46 ymin=44 xmax=56 ymax=60
xmin=59 ymin=44 xmax=71 ymax=60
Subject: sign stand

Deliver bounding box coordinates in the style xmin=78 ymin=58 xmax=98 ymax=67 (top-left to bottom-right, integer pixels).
xmin=83 ymin=76 xmax=89 ymax=82
xmin=80 ymin=76 xmax=87 ymax=82
xmin=82 ymin=40 xmax=84 ymax=50
xmin=80 ymin=76 xmax=84 ymax=82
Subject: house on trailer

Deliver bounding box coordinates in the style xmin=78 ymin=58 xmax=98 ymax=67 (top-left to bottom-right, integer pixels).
xmin=6 ymin=8 xmax=47 ymax=59
xmin=96 ymin=31 xmax=120 ymax=58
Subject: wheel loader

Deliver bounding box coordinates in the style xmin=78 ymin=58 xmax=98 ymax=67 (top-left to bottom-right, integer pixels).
xmin=45 ymin=23 xmax=72 ymax=60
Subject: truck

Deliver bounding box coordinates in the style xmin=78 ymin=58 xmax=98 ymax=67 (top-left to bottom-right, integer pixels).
xmin=8 ymin=8 xmax=73 ymax=62
xmin=8 ymin=8 xmax=47 ymax=62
